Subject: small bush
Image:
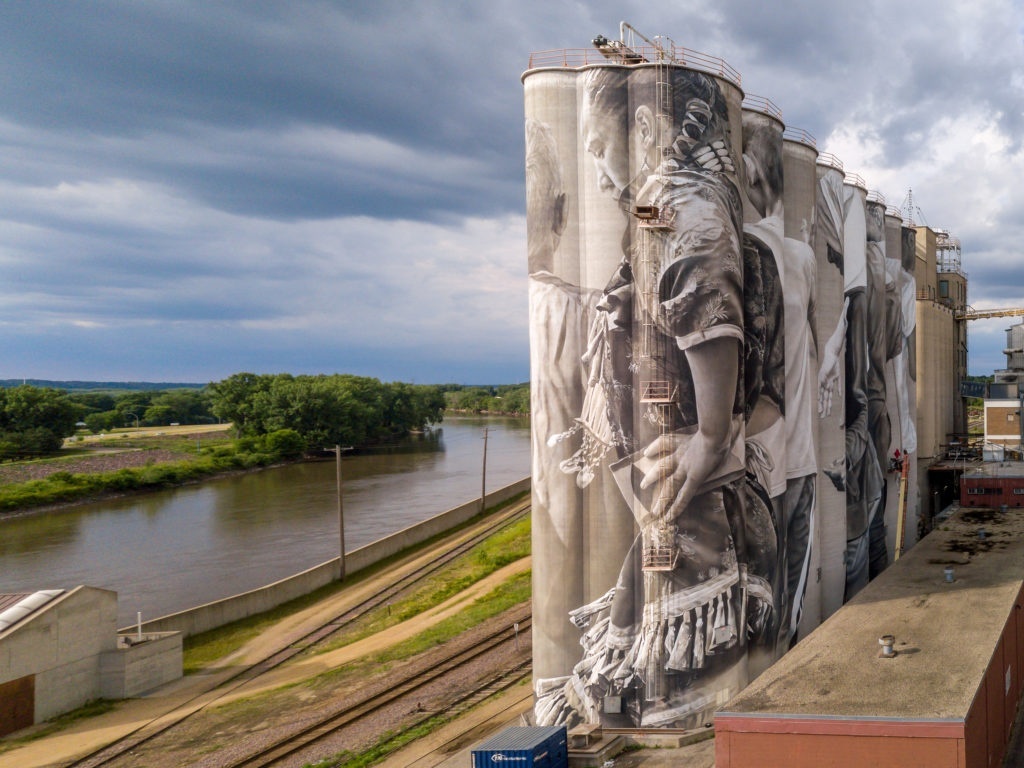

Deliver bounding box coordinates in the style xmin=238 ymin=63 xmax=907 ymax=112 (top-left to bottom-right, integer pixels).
xmin=264 ymin=429 xmax=305 ymax=459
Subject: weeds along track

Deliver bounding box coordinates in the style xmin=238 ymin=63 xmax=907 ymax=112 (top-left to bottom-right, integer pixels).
xmin=66 ymin=500 xmax=530 ymax=768
xmin=222 ymin=612 xmax=532 ymax=768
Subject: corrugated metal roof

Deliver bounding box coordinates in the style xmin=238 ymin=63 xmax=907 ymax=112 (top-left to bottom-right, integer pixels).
xmin=0 ymin=593 xmax=32 ymax=613
xmin=0 ymin=590 xmax=65 ymax=632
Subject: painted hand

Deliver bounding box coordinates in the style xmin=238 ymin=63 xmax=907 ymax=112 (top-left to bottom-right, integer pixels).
xmin=639 ymin=430 xmax=726 ymax=525
xmin=818 ymin=344 xmax=841 ymax=418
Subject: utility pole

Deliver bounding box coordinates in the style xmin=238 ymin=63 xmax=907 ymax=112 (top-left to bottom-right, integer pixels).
xmin=336 ymin=445 xmax=346 ymax=580
xmin=480 ymin=427 xmax=489 ymax=515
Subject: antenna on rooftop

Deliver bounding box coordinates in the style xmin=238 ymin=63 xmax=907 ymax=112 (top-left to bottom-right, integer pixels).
xmin=900 ymin=188 xmax=927 ymax=227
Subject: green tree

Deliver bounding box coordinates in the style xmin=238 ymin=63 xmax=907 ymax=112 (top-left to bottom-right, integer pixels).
xmin=264 ymin=428 xmax=305 ymax=459
xmin=0 ymin=386 xmax=79 ymax=458
xmin=84 ymin=411 xmax=121 ymax=434
xmin=499 ymin=385 xmax=530 ymax=414
xmin=148 ymin=390 xmax=211 ymax=424
xmin=412 ymin=385 xmax=446 ymax=425
xmin=206 ymin=372 xmax=442 ymax=450
xmin=208 ymin=373 xmax=276 ymax=435
xmin=67 ymin=392 xmax=117 ymax=415
xmin=143 ymin=405 xmax=173 ymax=426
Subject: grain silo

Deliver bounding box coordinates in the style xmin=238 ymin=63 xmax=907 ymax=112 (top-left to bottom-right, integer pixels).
xmin=884 ymin=206 xmax=919 ymax=554
xmin=813 ymin=154 xmax=848 ymax=619
xmin=523 ymin=66 xmax=589 ymax=683
xmin=780 ymin=127 xmax=822 ymax=641
xmin=524 ymin=27 xmax=753 ymax=731
xmin=740 ymin=94 xmax=788 ymax=677
xmin=840 ymin=173 xmax=879 ymax=601
xmin=521 ymin=23 xmax=922 ymax=734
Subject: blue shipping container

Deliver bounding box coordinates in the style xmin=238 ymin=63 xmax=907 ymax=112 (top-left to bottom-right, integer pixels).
xmin=471 ymin=725 xmax=568 ymax=767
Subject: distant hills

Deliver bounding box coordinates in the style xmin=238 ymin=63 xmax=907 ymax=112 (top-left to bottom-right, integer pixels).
xmin=0 ymin=380 xmax=206 ymax=392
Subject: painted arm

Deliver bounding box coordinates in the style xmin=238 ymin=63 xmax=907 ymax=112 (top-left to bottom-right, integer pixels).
xmin=640 ymin=335 xmax=739 ymax=523
xmin=818 ymin=294 xmax=850 ymax=418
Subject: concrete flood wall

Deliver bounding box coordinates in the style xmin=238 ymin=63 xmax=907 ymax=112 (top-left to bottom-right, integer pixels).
xmin=100 ymin=632 xmax=182 ymax=699
xmin=131 ymin=477 xmax=531 ymax=639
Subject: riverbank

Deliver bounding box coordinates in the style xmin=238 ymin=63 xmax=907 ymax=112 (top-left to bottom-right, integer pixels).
xmin=0 ymin=417 xmax=490 ymax=518
xmin=0 ymin=426 xmax=302 ymax=517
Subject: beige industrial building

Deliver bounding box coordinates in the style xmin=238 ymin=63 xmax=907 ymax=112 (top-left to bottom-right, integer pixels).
xmin=913 ymin=226 xmax=968 ymax=523
xmin=0 ymin=586 xmax=182 ymax=737
xmin=983 ymin=319 xmax=1024 ymax=460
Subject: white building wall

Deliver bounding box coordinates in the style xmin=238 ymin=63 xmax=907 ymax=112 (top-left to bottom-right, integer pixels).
xmin=0 ymin=586 xmax=118 ymax=724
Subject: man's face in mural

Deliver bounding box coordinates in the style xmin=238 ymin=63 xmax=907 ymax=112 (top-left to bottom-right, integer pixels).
xmin=866 ymin=204 xmax=884 ymax=243
xmin=525 ymin=120 xmax=568 ymax=275
xmin=580 ymin=91 xmax=629 ymax=197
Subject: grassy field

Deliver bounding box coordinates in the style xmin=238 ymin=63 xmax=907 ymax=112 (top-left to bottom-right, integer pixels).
xmin=0 ymin=425 xmax=293 ymax=514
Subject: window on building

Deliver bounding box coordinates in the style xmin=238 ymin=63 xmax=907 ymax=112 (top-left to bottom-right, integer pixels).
xmin=1014 ymin=488 xmax=1024 ymax=495
xmin=967 ymin=487 xmax=998 ymax=495
xmin=939 ymin=280 xmax=949 ymax=298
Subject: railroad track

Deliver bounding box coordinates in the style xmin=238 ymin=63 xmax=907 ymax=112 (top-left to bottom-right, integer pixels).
xmin=66 ymin=500 xmax=530 ymax=768
xmin=226 ymin=613 xmax=533 ymax=768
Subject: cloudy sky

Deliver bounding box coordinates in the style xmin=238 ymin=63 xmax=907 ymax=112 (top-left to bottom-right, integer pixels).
xmin=1 ymin=1 xmax=1022 ymax=384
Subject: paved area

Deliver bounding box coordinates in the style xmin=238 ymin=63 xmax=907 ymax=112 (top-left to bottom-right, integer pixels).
xmin=724 ymin=508 xmax=1024 ymax=720
xmin=381 ymin=685 xmax=716 ymax=768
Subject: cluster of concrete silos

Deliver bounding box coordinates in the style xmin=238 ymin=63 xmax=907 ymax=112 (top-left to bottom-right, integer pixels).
xmin=523 ymin=41 xmax=920 ymax=731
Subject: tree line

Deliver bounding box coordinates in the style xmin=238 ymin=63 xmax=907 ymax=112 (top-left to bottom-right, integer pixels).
xmin=0 ymin=375 xmax=523 ymax=461
xmin=206 ymin=373 xmax=445 ymax=449
xmin=442 ymin=383 xmax=529 ymax=414
xmin=0 ymin=385 xmax=218 ymax=459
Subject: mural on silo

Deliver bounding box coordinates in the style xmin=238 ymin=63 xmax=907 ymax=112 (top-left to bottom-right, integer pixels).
xmin=778 ymin=134 xmax=819 ymax=648
xmin=864 ymin=199 xmax=891 ymax=580
xmin=532 ymin=63 xmax=756 ymax=731
xmin=883 ymin=211 xmax=915 ymax=552
xmin=739 ymin=107 xmax=787 ymax=675
xmin=817 ymin=179 xmax=885 ymax=600
xmin=523 ymin=35 xmax=919 ymax=732
xmin=895 ymin=225 xmax=918 ymax=453
xmin=526 ymin=113 xmax=592 ymax=679
xmin=814 ymin=161 xmax=849 ymax=619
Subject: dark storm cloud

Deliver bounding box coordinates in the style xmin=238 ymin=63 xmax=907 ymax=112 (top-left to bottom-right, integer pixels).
xmin=0 ymin=0 xmax=1021 ymax=381
xmin=0 ymin=1 xmax=536 ymax=222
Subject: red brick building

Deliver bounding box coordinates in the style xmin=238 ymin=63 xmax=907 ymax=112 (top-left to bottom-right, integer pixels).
xmin=960 ymin=462 xmax=1024 ymax=507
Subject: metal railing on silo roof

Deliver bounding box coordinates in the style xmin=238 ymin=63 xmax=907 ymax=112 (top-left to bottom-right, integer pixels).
xmin=525 ymin=44 xmax=742 ymax=88
xmin=815 ymin=152 xmax=844 ymax=171
xmin=866 ymin=189 xmax=886 ymax=206
xmin=844 ymin=171 xmax=867 ymax=190
xmin=783 ymin=127 xmax=817 ymax=149
xmin=742 ymin=94 xmax=783 ymax=120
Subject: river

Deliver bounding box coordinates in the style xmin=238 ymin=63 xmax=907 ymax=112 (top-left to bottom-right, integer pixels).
xmin=0 ymin=415 xmax=530 ymax=627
